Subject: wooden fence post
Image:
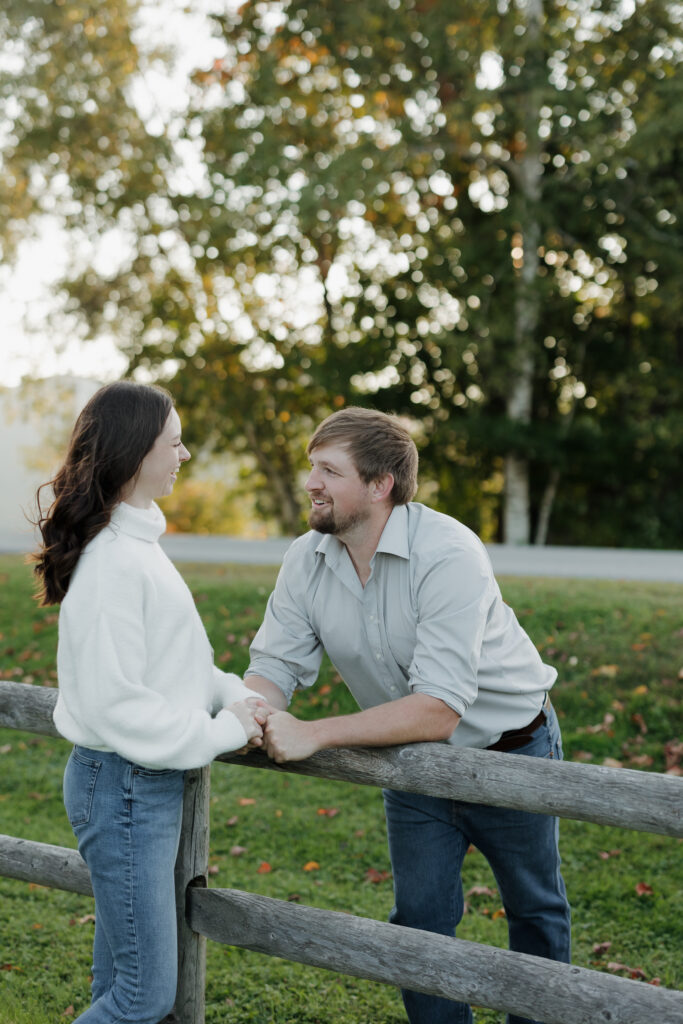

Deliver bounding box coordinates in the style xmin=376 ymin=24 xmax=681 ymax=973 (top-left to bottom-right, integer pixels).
xmin=173 ymin=765 xmax=211 ymax=1024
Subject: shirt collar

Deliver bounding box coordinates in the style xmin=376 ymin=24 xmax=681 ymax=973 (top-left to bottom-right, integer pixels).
xmin=374 ymin=504 xmax=410 ymax=560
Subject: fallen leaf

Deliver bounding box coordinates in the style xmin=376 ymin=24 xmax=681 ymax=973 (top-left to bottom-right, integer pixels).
xmin=365 ymin=868 xmax=391 ymax=883
xmin=602 ymin=757 xmax=623 ymax=768
xmin=584 ymin=713 xmax=615 ymax=734
xmin=230 ymin=845 xmax=247 ymax=857
xmin=607 ymin=961 xmax=631 ymax=974
xmin=649 ymin=978 xmax=661 ymax=986
xmin=664 ymin=739 xmax=683 ymax=771
xmin=591 ymin=665 xmax=619 ymax=678
xmin=598 ymin=850 xmax=621 ymax=861
xmin=275 ymin=809 xmax=283 ymax=817
xmin=592 ymin=941 xmax=612 ymax=954
xmin=0 ymin=744 xmax=11 ymax=755
xmin=631 ymin=713 xmax=648 ymax=734
xmin=317 ymin=807 xmax=340 ymax=817
xmin=257 ymin=861 xmax=272 ymax=874
xmin=632 ymin=684 xmax=649 ymax=695
xmin=492 ymin=908 xmax=506 ymax=919
xmin=635 ymin=882 xmax=654 ymax=896
xmin=225 ymin=816 xmax=239 ymax=826
xmin=466 ymin=885 xmax=498 ymax=897
xmin=629 ymin=754 xmax=653 ymax=767
xmin=303 ymin=861 xmax=320 ymax=872
xmin=61 ymin=1007 xmax=75 ymax=1018
xmin=238 ymin=798 xmax=256 ymax=806
xmin=208 ymin=865 xmax=220 ymax=876
xmin=287 ymin=893 xmax=301 ymax=902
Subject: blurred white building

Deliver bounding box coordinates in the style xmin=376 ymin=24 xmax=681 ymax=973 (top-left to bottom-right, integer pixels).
xmin=0 ymin=376 xmax=100 ymax=548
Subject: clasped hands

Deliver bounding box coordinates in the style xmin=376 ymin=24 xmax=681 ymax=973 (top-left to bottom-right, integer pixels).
xmin=228 ymin=696 xmax=318 ymax=763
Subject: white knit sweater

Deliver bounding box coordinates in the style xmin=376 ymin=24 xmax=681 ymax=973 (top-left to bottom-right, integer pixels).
xmin=54 ymin=501 xmax=251 ymax=769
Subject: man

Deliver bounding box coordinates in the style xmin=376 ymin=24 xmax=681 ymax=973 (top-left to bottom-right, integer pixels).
xmin=245 ymin=407 xmax=571 ymax=1024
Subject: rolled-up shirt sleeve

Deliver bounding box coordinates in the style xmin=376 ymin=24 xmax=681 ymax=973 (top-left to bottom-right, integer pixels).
xmin=247 ymin=548 xmax=323 ymax=703
xmin=407 ymin=546 xmax=494 ymax=716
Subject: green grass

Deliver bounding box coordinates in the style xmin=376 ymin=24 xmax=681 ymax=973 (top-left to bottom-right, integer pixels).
xmin=0 ymin=554 xmax=681 ymax=1022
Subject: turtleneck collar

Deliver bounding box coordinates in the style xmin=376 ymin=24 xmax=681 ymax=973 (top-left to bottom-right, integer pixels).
xmin=110 ymin=501 xmax=166 ymax=543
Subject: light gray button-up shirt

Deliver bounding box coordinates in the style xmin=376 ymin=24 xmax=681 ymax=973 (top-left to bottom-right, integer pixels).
xmin=247 ymin=502 xmax=556 ymax=749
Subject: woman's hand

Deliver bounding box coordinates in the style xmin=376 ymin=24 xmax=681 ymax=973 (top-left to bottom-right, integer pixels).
xmin=227 ymin=697 xmax=271 ymax=743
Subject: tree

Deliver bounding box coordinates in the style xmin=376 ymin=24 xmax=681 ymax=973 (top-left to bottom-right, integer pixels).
xmin=193 ymin=0 xmax=682 ymax=542
xmin=3 ymin=0 xmax=681 ymax=544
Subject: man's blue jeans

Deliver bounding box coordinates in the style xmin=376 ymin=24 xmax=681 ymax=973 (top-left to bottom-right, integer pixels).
xmin=64 ymin=746 xmax=185 ymax=1023
xmin=383 ymin=704 xmax=571 ymax=1024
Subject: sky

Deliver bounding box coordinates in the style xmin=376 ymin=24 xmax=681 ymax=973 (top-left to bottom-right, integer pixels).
xmin=0 ymin=0 xmax=230 ymax=389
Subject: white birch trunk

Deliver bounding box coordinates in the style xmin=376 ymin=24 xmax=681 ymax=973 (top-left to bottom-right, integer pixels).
xmin=503 ymin=0 xmax=544 ymax=544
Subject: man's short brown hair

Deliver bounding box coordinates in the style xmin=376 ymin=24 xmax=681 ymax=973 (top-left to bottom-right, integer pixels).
xmin=307 ymin=407 xmax=418 ymax=506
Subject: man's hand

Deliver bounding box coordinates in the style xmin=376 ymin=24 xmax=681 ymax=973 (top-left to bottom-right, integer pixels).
xmin=263 ymin=711 xmax=321 ymax=763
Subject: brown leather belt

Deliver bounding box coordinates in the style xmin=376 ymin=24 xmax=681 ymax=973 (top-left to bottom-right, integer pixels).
xmin=486 ymin=700 xmax=550 ymax=752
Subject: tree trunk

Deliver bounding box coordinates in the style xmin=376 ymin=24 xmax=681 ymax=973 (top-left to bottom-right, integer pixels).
xmin=243 ymin=421 xmax=302 ymax=535
xmin=504 ymin=0 xmax=544 ymax=545
xmin=534 ymin=465 xmax=561 ymax=545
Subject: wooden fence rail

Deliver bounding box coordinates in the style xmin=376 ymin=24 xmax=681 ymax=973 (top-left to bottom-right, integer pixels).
xmin=1 ymin=680 xmax=680 ymax=837
xmin=0 ymin=833 xmax=681 ymax=1024
xmin=1 ymin=679 xmax=682 ymax=1024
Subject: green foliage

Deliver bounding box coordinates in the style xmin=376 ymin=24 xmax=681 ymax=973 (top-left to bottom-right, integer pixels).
xmin=0 ymin=555 xmax=681 ymax=1021
xmin=1 ymin=3 xmax=682 ymax=538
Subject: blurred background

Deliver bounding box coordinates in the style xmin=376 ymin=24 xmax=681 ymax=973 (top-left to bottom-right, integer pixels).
xmin=1 ymin=0 xmax=681 ymax=547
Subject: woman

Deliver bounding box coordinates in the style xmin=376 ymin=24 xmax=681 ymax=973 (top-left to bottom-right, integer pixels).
xmin=33 ymin=380 xmax=266 ymax=1023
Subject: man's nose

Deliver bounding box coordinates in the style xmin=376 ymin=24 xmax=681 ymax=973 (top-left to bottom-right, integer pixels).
xmin=305 ymin=470 xmax=321 ymax=492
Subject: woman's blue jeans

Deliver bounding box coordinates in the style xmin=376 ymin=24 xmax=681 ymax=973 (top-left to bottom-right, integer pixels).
xmin=64 ymin=746 xmax=185 ymax=1023
xmin=383 ymin=704 xmax=571 ymax=1024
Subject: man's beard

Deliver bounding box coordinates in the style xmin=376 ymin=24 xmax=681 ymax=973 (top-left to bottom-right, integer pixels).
xmin=308 ymin=502 xmax=369 ymax=536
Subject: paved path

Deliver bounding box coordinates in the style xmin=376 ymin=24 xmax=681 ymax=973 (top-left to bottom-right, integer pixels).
xmin=4 ymin=528 xmax=680 ymax=582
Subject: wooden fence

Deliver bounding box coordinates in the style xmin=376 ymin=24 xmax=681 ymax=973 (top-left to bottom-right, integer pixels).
xmin=0 ymin=679 xmax=681 ymax=1024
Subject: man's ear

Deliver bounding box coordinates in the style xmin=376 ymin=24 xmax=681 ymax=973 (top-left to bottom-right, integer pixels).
xmin=370 ymin=473 xmax=395 ymax=503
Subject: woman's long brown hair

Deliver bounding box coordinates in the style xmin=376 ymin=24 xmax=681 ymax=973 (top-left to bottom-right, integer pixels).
xmin=32 ymin=381 xmax=173 ymax=605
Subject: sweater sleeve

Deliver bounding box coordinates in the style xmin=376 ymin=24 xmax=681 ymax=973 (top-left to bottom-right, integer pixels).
xmin=212 ymin=666 xmax=254 ymax=711
xmin=55 ymin=563 xmax=248 ymax=769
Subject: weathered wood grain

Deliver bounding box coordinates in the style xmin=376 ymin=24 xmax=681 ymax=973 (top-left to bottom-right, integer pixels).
xmin=0 ymin=679 xmax=59 ymax=737
xmin=0 ymin=680 xmax=680 ymax=836
xmin=217 ymin=742 xmax=682 ymax=837
xmin=189 ymin=887 xmax=683 ymax=1024
xmin=0 ymin=834 xmax=91 ymax=895
xmin=174 ymin=766 xmax=211 ymax=1024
